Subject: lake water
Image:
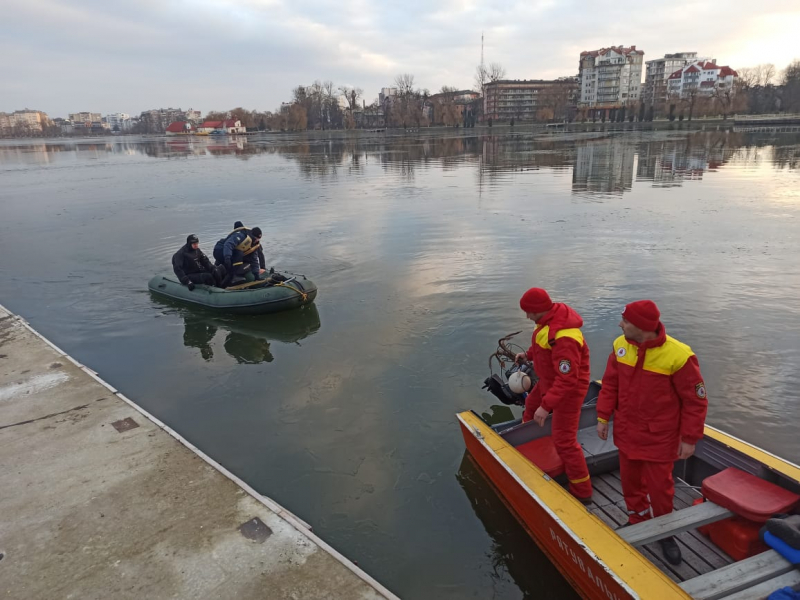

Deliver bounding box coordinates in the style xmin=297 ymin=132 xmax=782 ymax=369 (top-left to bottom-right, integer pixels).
xmin=1 ymin=130 xmax=799 ymax=599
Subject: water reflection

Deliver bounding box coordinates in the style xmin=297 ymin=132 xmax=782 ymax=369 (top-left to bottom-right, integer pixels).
xmin=2 ymin=132 xmax=798 ymax=196
xmin=455 ymin=452 xmax=579 ymax=600
xmin=152 ymin=297 xmax=321 ymax=364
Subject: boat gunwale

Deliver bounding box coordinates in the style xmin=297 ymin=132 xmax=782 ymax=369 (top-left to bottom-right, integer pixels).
xmin=458 ymin=411 xmax=685 ymax=599
xmin=703 ymin=425 xmax=800 ymax=483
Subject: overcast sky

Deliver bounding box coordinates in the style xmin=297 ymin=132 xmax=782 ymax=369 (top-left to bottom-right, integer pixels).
xmin=3 ymin=0 xmax=799 ymax=117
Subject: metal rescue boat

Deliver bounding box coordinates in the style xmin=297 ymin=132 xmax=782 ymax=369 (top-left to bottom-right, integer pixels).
xmin=458 ymin=382 xmax=800 ymax=600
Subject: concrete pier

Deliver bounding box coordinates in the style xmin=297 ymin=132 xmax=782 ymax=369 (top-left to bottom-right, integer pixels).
xmin=0 ymin=304 xmax=398 ymax=600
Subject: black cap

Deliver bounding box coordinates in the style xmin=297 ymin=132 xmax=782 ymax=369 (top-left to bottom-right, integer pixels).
xmin=187 ymin=234 xmax=199 ymax=244
xmin=251 ymin=227 xmax=262 ymax=238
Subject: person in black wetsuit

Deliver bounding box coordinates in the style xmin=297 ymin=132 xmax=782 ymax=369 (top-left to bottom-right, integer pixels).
xmin=172 ymin=234 xmax=220 ymax=290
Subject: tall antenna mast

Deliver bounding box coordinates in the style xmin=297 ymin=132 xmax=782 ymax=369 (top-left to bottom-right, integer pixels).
xmin=481 ymin=31 xmax=485 ymax=73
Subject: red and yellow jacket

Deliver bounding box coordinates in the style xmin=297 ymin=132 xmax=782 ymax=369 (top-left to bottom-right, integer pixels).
xmin=597 ymin=325 xmax=708 ymax=461
xmin=523 ymin=303 xmax=591 ymax=421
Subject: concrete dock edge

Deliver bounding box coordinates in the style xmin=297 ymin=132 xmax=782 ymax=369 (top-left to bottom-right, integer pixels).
xmin=0 ymin=303 xmax=399 ymax=600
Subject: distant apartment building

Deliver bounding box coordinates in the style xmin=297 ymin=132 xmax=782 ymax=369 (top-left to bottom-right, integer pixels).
xmin=184 ymin=108 xmax=202 ymax=122
xmin=426 ymin=90 xmax=480 ymax=125
xmin=0 ymin=110 xmax=49 ymax=136
xmin=643 ymin=53 xmax=708 ymax=106
xmin=138 ymin=108 xmax=186 ymax=133
xmin=579 ymin=45 xmax=644 ymax=108
xmin=667 ymin=61 xmax=738 ymax=98
xmin=379 ymin=87 xmax=397 ymax=106
xmin=105 ymin=113 xmax=132 ymax=132
xmin=69 ymin=112 xmax=102 ymax=124
xmin=482 ymin=79 xmax=578 ymax=122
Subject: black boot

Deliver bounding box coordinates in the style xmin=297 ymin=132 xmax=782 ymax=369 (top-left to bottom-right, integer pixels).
xmin=658 ymin=536 xmax=682 ymax=565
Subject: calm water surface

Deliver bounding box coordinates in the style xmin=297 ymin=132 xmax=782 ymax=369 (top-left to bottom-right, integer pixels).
xmin=1 ymin=130 xmax=799 ymax=599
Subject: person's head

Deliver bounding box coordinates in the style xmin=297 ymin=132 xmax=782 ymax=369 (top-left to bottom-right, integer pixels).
xmin=186 ymin=234 xmax=199 ymax=250
xmin=251 ymin=227 xmax=262 ymax=241
xmin=620 ymin=300 xmax=661 ymax=342
xmin=519 ymin=288 xmax=554 ymax=323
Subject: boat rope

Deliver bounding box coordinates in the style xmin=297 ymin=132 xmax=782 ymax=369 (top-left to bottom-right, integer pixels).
xmin=274 ymin=281 xmax=308 ymax=302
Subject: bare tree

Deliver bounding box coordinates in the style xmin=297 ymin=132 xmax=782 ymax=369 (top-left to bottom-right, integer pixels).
xmin=487 ymin=62 xmax=506 ymax=82
xmin=761 ymin=64 xmax=776 ymax=86
xmin=474 ymin=64 xmax=487 ymax=92
xmin=339 ymin=86 xmax=363 ymax=111
xmin=394 ymin=73 xmax=416 ymax=96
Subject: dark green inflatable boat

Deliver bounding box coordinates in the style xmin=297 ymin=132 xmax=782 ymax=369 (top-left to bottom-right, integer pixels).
xmin=147 ymin=272 xmax=317 ymax=315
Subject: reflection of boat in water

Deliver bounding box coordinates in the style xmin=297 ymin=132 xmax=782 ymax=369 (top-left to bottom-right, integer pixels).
xmin=148 ymin=271 xmax=317 ymax=315
xmin=153 ymin=296 xmax=321 ymax=364
xmin=458 ymin=382 xmax=800 ymax=599
xmin=456 ymin=451 xmax=579 ymax=599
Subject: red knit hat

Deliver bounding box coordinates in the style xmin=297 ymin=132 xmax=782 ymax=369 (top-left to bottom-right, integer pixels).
xmin=622 ymin=300 xmax=661 ymax=332
xmin=519 ymin=288 xmax=554 ymax=313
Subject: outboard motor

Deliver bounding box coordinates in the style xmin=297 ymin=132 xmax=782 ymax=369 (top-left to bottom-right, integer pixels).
xmin=482 ymin=362 xmax=535 ymax=407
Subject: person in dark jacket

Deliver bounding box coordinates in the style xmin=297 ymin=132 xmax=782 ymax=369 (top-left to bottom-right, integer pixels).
xmin=233 ymin=220 xmax=266 ymax=278
xmin=172 ymin=234 xmax=219 ymax=290
xmin=213 ymin=223 xmax=264 ymax=286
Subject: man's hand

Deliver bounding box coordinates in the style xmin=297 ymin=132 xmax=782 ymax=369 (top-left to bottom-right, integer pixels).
xmin=533 ymin=406 xmax=549 ymax=427
xmin=187 ymin=281 xmax=195 ymax=291
xmin=515 ymin=352 xmax=527 ymax=365
xmin=597 ymin=422 xmax=609 ymax=440
xmin=678 ymin=441 xmax=696 ymax=460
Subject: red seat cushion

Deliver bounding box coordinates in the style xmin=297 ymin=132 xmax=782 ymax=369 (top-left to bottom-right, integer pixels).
xmin=701 ymin=467 xmax=800 ymax=523
xmin=516 ymin=436 xmax=565 ymax=478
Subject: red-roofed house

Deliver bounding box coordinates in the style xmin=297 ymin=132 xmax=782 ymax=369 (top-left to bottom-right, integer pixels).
xmin=197 ymin=119 xmax=246 ymax=134
xmin=166 ymin=121 xmax=196 ymax=135
xmin=667 ymin=60 xmax=738 ymax=97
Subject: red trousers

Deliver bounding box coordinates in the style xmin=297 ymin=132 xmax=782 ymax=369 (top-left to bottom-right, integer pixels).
xmin=527 ymin=390 xmax=592 ymax=499
xmin=618 ymin=451 xmax=675 ymax=524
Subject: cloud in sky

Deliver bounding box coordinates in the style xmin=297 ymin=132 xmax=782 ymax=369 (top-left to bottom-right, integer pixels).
xmin=3 ymin=0 xmax=799 ymax=117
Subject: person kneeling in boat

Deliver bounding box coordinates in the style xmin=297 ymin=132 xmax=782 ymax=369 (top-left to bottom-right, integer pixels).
xmin=514 ymin=288 xmax=593 ymax=504
xmin=596 ymin=300 xmax=708 ymax=566
xmin=172 ymin=234 xmax=221 ymax=290
xmin=213 ymin=224 xmax=264 ymax=287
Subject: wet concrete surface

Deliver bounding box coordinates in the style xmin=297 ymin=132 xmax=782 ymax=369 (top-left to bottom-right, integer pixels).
xmin=0 ymin=304 xmax=396 ymax=600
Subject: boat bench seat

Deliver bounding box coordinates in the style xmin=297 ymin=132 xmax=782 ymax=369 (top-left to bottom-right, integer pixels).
xmin=701 ymin=467 xmax=800 ymax=523
xmin=515 ymin=436 xmax=564 ymax=478
xmin=678 ymin=549 xmax=795 ymax=600
xmin=618 ymin=500 xmax=734 ymax=546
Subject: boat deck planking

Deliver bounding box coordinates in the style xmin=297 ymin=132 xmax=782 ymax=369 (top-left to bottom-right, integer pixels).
xmin=586 ymin=471 xmax=735 ymax=584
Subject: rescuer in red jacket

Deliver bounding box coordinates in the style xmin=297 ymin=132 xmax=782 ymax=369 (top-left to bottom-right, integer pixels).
xmin=596 ymin=300 xmax=708 ymax=566
xmin=514 ymin=288 xmax=593 ymax=502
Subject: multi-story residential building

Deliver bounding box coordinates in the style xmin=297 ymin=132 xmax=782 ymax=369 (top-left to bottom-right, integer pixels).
xmin=643 ymin=53 xmax=709 ymax=106
xmin=105 ymin=113 xmax=132 ymax=132
xmin=579 ymin=45 xmax=644 ymax=109
xmin=69 ymin=112 xmax=102 ymax=124
xmin=379 ymin=87 xmax=397 ymax=106
xmin=426 ymin=90 xmax=480 ymax=125
xmin=138 ymin=108 xmax=185 ymax=133
xmin=0 ymin=110 xmax=49 ymax=136
xmin=667 ymin=61 xmax=738 ymax=98
xmin=482 ymin=79 xmax=578 ymax=122
xmin=184 ymin=108 xmax=202 ymax=123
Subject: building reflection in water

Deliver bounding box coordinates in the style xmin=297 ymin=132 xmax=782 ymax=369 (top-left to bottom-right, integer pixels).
xmin=572 ymin=138 xmax=636 ymax=196
xmin=151 ymin=296 xmax=321 ymax=364
xmin=2 ymin=131 xmax=797 ymax=194
xmin=635 ymin=132 xmax=743 ymax=187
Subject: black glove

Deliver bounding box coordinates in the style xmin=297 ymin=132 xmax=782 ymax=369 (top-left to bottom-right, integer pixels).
xmin=187 ymin=281 xmax=195 ymax=291
xmin=180 ymin=276 xmax=190 ymax=285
